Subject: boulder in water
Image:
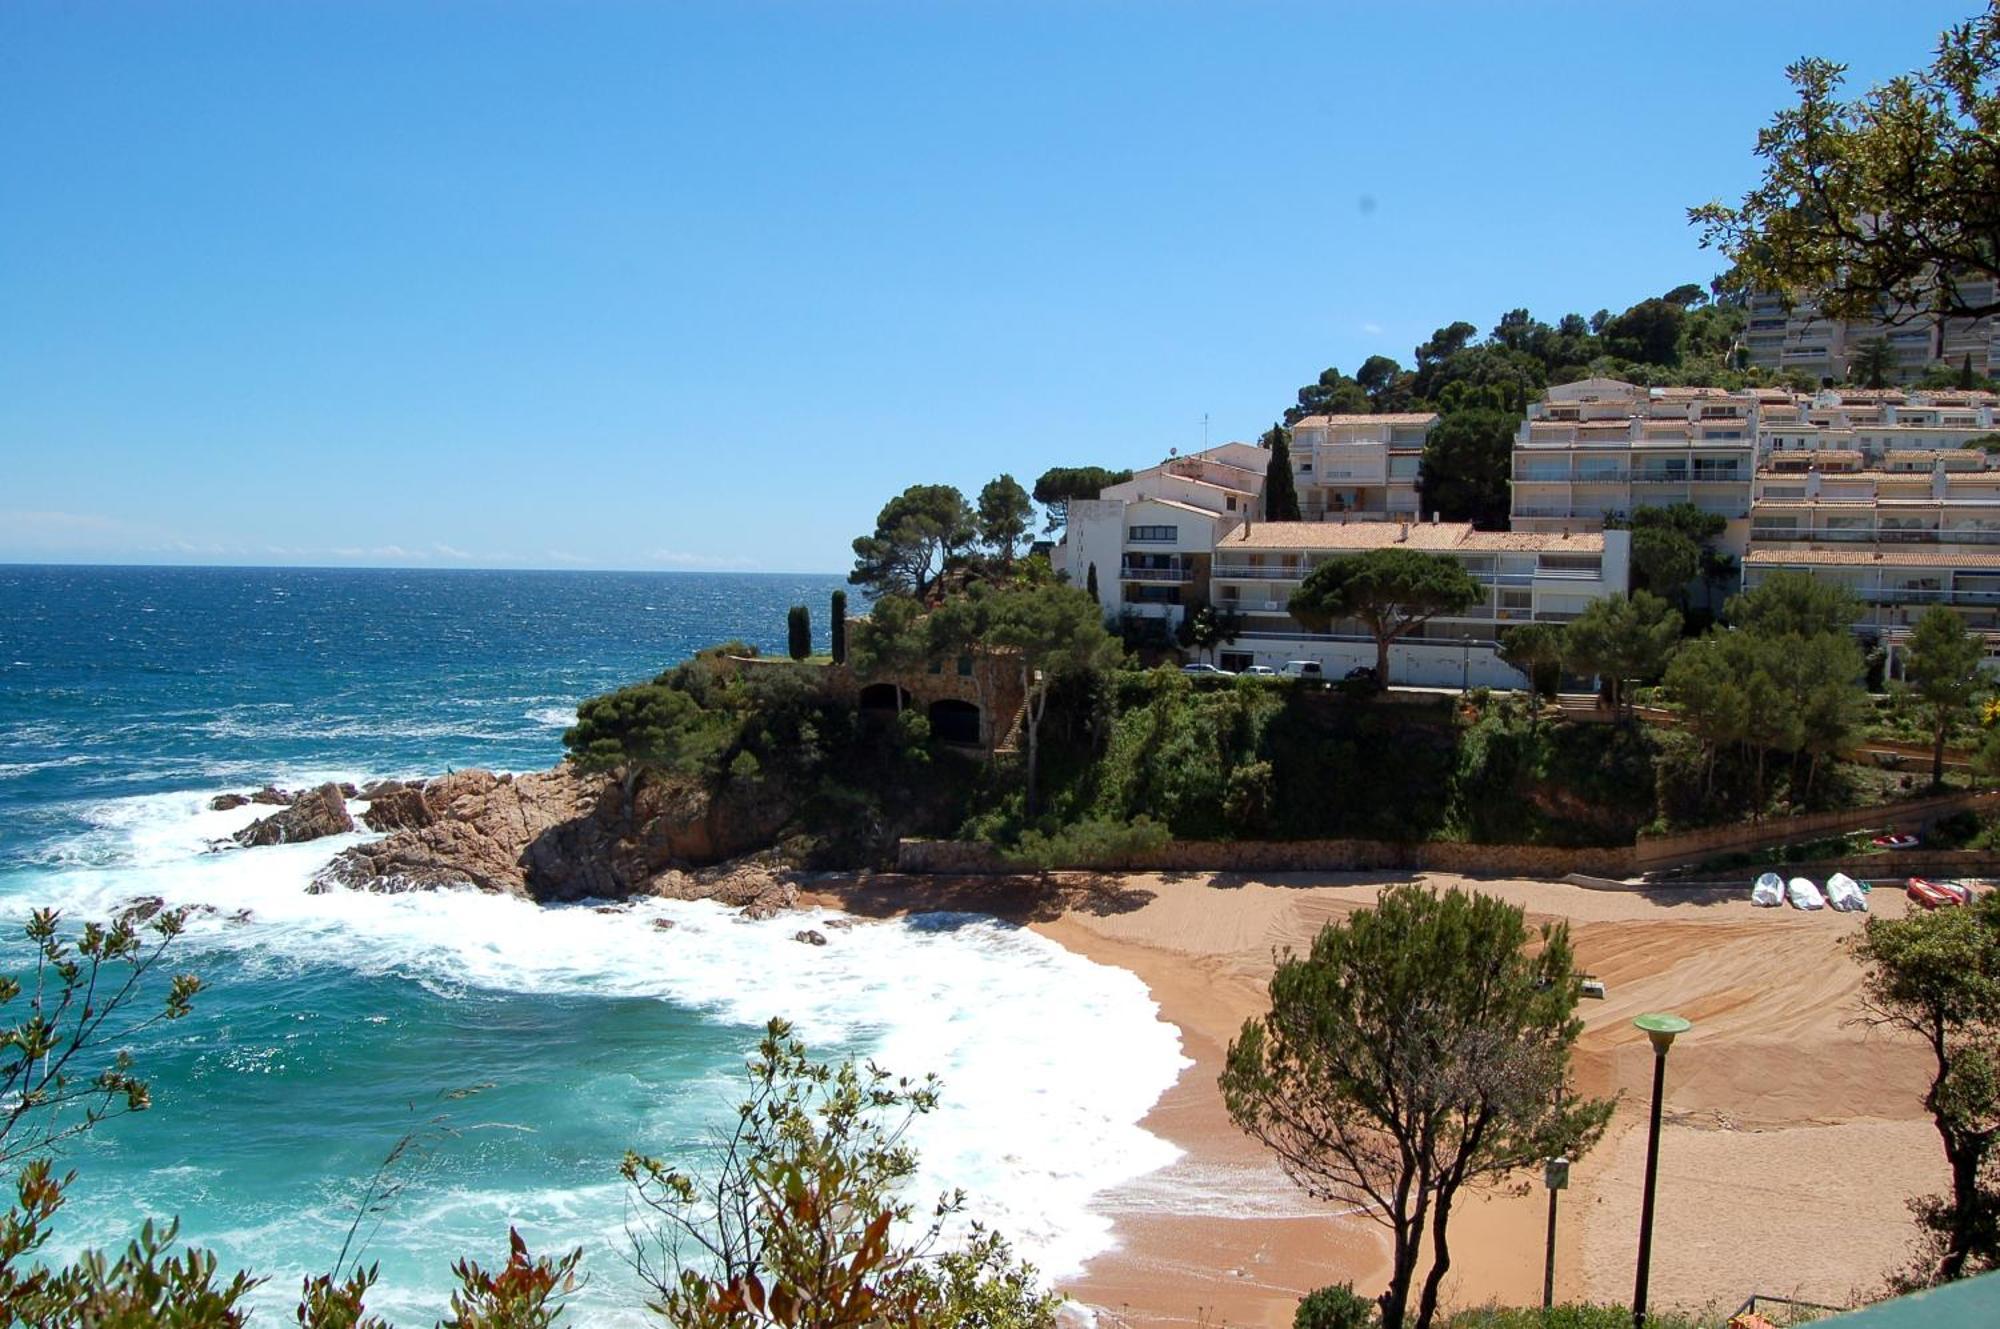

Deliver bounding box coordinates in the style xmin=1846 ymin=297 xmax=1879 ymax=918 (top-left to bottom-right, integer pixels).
xmin=209 ymin=793 xmax=251 ymax=811
xmin=361 ymin=782 xmax=434 ymax=833
xmin=793 ymin=929 xmax=827 ymax=946
xmin=233 ymin=783 xmax=355 ymax=847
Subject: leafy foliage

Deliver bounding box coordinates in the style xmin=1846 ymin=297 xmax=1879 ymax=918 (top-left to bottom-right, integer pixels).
xmin=1854 ymin=894 xmax=2000 ymax=1288
xmin=1295 ymin=1282 xmax=1377 ymax=1329
xmin=1289 ymin=549 xmax=1482 ymax=687
xmin=1904 ymin=606 xmax=1989 ymax=787
xmin=621 ymin=1018 xmax=1058 ymax=1329
xmin=1264 ymin=424 xmax=1303 ymax=521
xmin=786 ymin=606 xmax=811 ymax=662
xmin=829 ymin=591 xmax=848 ymax=666
xmin=976 ymin=475 xmax=1034 ymax=566
xmin=1561 ymin=592 xmax=1681 ymax=714
xmin=1031 ymin=466 xmax=1131 ymax=534
xmin=1222 ymin=886 xmax=1612 ymax=1329
xmin=1694 ymin=7 xmax=2000 ymax=326
xmin=1417 ymin=408 xmax=1515 ymax=528
xmin=849 ymin=484 xmax=976 ymax=601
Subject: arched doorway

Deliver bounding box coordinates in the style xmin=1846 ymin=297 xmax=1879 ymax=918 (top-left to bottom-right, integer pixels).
xmin=858 ymin=682 xmax=910 ymax=714
xmin=927 ymin=698 xmax=982 ymax=747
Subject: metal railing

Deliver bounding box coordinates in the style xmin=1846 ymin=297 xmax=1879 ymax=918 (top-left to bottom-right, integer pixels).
xmin=1119 ymin=566 xmax=1195 ymax=583
xmin=1212 ymin=564 xmax=1304 ymax=580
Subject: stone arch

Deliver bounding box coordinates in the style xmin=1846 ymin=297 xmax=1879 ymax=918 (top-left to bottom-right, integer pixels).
xmin=927 ymin=698 xmax=982 ymax=747
xmin=858 ymin=682 xmax=911 ymax=714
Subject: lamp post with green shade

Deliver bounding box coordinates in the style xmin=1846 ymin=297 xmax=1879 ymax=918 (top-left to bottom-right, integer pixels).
xmin=1631 ymin=1012 xmax=1692 ymax=1329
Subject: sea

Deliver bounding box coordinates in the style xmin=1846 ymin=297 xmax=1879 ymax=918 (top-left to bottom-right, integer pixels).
xmin=0 ymin=565 xmax=1186 ymax=1324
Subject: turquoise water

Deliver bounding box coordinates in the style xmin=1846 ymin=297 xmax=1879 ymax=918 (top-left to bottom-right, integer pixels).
xmin=0 ymin=566 xmax=1185 ymax=1323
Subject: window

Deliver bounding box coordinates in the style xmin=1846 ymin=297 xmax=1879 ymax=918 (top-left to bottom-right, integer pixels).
xmin=1225 ymin=496 xmax=1237 ymax=511
xmin=956 ymin=654 xmax=973 ymax=677
xmin=1127 ymin=524 xmax=1179 ymax=543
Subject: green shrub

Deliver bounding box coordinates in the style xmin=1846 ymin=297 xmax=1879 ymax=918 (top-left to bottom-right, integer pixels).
xmin=1444 ymin=1306 xmax=1702 ymax=1329
xmin=1295 ymin=1282 xmax=1376 ymax=1329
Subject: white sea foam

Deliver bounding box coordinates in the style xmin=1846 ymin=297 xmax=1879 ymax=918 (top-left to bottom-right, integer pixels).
xmin=7 ymin=786 xmax=1190 ymax=1292
xmin=524 ymin=706 xmax=575 ymax=728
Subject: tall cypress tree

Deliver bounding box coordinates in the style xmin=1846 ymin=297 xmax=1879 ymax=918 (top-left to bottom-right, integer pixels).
xmin=1085 ymin=562 xmax=1099 ymax=604
xmin=1263 ymin=422 xmax=1302 ymax=521
xmin=830 ymin=590 xmax=848 ymax=664
xmin=1963 ymin=352 xmax=1977 ymax=389
xmin=787 ymin=605 xmax=811 ymax=660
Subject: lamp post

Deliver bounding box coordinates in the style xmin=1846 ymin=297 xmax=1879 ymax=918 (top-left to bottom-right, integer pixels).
xmin=1631 ymin=1012 xmax=1692 ymax=1329
xmin=1460 ymin=634 xmax=1473 ymax=691
xmin=1542 ymin=1153 xmax=1569 ymax=1309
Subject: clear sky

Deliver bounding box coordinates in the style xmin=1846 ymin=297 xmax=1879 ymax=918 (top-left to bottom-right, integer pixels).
xmin=0 ymin=1 xmax=1977 ymax=573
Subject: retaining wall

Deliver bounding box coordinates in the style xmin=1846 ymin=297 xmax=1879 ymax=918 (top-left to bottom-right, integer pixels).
xmin=1629 ymin=788 xmax=2000 ymax=873
xmin=895 ymin=837 xmax=1636 ymax=879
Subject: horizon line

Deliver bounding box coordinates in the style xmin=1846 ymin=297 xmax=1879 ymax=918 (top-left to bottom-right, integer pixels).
xmin=0 ymin=559 xmax=851 ymax=578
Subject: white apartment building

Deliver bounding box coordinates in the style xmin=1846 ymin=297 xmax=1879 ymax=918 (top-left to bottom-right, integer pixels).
xmin=1059 ymin=442 xmax=1265 ymax=628
xmin=1287 ymin=413 xmax=1433 ymax=521
xmin=1510 ymin=379 xmax=1758 ymax=551
xmin=1513 ymin=380 xmax=2000 ymax=556
xmin=1742 ymin=546 xmax=2000 ymax=667
xmin=1744 ymin=288 xmax=2000 ymax=385
xmin=1206 ymin=518 xmax=1631 ymax=687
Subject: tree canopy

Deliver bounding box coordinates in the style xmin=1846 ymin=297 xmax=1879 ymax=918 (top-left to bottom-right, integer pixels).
xmin=1031 ymin=466 xmax=1132 ymax=533
xmin=1694 ymin=7 xmax=2000 ymax=325
xmin=1904 ymin=605 xmax=1988 ymax=787
xmin=1263 ymin=424 xmax=1303 ymax=521
xmin=1288 ymin=548 xmax=1482 ymax=686
xmin=1222 ymin=885 xmax=1611 ymax=1329
xmin=849 ymin=484 xmax=976 ymax=601
xmin=1417 ymin=407 xmax=1515 ymax=528
xmin=977 ymin=474 xmax=1035 ymax=566
xmin=1562 ymin=591 xmax=1682 ymax=714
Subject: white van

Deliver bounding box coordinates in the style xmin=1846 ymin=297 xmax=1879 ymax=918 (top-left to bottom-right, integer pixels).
xmin=1281 ymin=660 xmax=1323 ymax=680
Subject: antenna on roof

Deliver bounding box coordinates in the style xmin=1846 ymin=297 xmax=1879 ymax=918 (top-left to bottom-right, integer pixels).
xmin=1203 ymin=413 xmax=1210 ymax=450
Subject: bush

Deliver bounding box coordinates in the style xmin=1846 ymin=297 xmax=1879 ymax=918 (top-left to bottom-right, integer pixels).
xmin=1445 ymin=1307 xmax=1704 ymax=1329
xmin=1295 ymin=1282 xmax=1376 ymax=1329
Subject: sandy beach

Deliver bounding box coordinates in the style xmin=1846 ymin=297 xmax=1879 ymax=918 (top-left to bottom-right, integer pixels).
xmin=813 ymin=870 xmax=1946 ymax=1326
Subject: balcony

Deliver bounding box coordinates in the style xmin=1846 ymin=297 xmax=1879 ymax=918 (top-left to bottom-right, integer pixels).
xmin=1212 ymin=563 xmax=1305 ymax=580
xmin=1120 ymin=564 xmax=1195 ymax=584
xmin=1218 ymin=597 xmax=1292 ymax=613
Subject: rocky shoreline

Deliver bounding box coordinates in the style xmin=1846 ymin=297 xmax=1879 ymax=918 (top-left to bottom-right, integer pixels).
xmin=210 ymin=765 xmax=810 ymax=920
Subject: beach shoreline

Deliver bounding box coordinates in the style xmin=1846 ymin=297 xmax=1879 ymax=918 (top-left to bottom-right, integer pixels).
xmin=809 ymin=869 xmax=1948 ymax=1326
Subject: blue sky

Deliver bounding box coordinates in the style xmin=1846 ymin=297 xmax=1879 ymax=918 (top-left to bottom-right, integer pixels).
xmin=0 ymin=1 xmax=1976 ymax=573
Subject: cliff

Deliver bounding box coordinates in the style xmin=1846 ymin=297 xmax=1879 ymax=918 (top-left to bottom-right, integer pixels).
xmin=315 ymin=766 xmax=797 ymax=907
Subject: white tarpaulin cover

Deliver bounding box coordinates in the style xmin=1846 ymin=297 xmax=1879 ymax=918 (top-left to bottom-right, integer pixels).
xmin=1787 ymin=876 xmax=1826 ymax=910
xmin=1752 ymin=872 xmax=1784 ymax=907
xmin=1825 ymin=872 xmax=1868 ymax=912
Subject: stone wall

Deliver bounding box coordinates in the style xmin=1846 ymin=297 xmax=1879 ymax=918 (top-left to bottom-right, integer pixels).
xmin=895 ymin=836 xmax=1635 ymax=879
xmin=1629 ymin=788 xmax=2000 ymax=873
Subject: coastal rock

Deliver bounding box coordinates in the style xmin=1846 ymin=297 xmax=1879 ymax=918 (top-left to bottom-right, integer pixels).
xmin=250 ymin=785 xmax=292 ymax=806
xmin=209 ymin=793 xmax=250 ymax=811
xmin=117 ymin=895 xmax=166 ymax=928
xmin=315 ymin=765 xmax=794 ymax=903
xmin=793 ymin=929 xmax=827 ymax=946
xmin=651 ymin=918 xmax=677 ymax=932
xmin=233 ymin=783 xmax=355 ymax=847
xmin=361 ymin=782 xmax=434 ymax=833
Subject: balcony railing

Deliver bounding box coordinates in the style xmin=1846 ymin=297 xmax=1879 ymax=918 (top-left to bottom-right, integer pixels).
xmin=1120 ymin=565 xmax=1196 ymax=583
xmin=1751 ymin=526 xmax=2000 ymax=545
xmin=1212 ymin=564 xmax=1305 ymax=580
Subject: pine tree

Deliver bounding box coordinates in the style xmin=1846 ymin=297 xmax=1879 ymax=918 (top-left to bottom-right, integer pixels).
xmin=830 ymin=590 xmax=848 ymax=664
xmin=1263 ymin=423 xmax=1302 ymax=522
xmin=787 ymin=605 xmax=811 ymax=660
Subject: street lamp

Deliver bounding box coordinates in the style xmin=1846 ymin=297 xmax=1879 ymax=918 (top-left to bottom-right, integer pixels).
xmin=1542 ymin=1153 xmax=1569 ymax=1309
xmin=1460 ymin=634 xmax=1473 ymax=691
xmin=1631 ymin=1012 xmax=1692 ymax=1329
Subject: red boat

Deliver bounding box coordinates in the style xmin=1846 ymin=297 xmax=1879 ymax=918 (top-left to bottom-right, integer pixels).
xmin=1872 ymin=834 xmax=1920 ymax=850
xmin=1907 ymin=877 xmax=1972 ymax=909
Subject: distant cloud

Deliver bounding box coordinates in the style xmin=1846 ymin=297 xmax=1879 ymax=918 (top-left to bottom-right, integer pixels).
xmin=432 ymin=542 xmax=473 ymax=560
xmin=650 ymin=549 xmax=758 ymax=569
xmin=1361 ymin=321 xmax=1385 ymax=336
xmin=0 ymin=508 xmax=128 ymax=551
xmin=543 ymin=550 xmax=591 ymax=566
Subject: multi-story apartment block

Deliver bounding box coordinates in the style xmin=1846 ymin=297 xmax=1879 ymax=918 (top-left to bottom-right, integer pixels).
xmin=1509 ymin=378 xmax=1758 ymax=551
xmin=1512 ymin=379 xmax=2000 ymax=557
xmin=1741 ymin=546 xmax=2000 ymax=668
xmin=1059 ymin=442 xmax=1265 ymax=628
xmin=1286 ymin=413 xmax=1433 ymax=521
xmin=1205 ymin=518 xmax=1630 ymax=686
xmin=1744 ymin=286 xmax=2000 ymax=384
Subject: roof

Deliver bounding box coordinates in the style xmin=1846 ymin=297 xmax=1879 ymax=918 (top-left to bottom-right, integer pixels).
xmin=1291 ymin=413 xmax=1439 ymax=428
xmin=1815 ymin=1269 xmax=2000 ymax=1326
xmin=1746 ymin=546 xmax=2000 ymax=568
xmin=1222 ymin=520 xmax=1472 ymax=551
xmin=1220 ymin=521 xmax=1604 ymax=555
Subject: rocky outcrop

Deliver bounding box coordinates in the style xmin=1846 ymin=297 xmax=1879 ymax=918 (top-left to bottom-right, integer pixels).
xmin=314 ymin=766 xmax=794 ymax=904
xmin=209 ymin=793 xmax=251 ymax=811
xmin=360 ymin=781 xmax=435 ymax=833
xmin=794 ymin=929 xmax=827 ymax=946
xmin=233 ymin=783 xmax=355 ymax=847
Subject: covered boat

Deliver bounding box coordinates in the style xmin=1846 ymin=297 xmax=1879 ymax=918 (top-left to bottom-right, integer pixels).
xmin=1786 ymin=876 xmax=1826 ymax=910
xmin=1751 ymin=872 xmax=1784 ymax=907
xmin=1825 ymin=872 xmax=1867 ymax=912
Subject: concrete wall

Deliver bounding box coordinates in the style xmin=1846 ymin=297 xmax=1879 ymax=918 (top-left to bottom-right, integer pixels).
xmin=1630 ymin=788 xmax=2000 ymax=873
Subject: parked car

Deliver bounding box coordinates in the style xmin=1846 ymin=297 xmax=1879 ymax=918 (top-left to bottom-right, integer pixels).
xmin=1281 ymin=660 xmax=1324 ymax=681
xmin=1240 ymin=664 xmax=1279 ymax=677
xmin=1181 ymin=662 xmax=1236 ymax=677
xmin=1343 ymin=666 xmax=1380 ymax=684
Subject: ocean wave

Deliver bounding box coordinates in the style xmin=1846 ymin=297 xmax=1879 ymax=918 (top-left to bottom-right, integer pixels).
xmin=524 ymin=706 xmax=575 ymax=728
xmin=3 ymin=788 xmax=1189 ymax=1294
